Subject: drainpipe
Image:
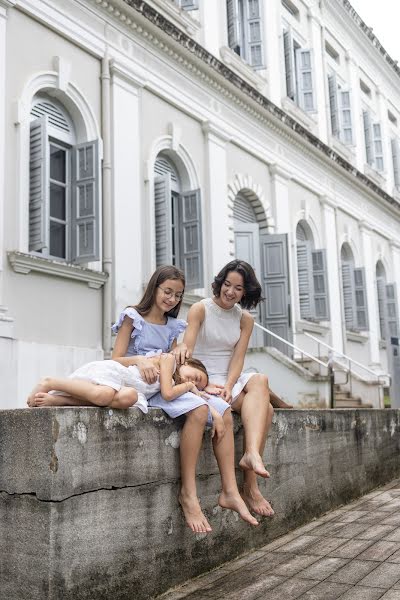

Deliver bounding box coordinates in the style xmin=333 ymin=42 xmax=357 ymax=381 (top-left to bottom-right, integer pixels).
xmin=101 ymin=51 xmax=112 ymax=358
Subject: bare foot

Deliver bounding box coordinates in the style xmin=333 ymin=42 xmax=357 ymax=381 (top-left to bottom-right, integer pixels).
xmin=219 ymin=491 xmax=259 ymax=526
xmin=270 ymin=391 xmax=293 ymax=409
xmin=32 ymin=393 xmax=67 ymax=407
xmin=27 ymin=378 xmax=53 ymax=407
xmin=242 ymin=484 xmax=274 ymax=517
xmin=179 ymin=493 xmax=212 ymax=534
xmin=239 ymin=452 xmax=270 ymax=478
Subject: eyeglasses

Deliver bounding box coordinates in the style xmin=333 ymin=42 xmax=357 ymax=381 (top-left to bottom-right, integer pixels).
xmin=158 ymin=286 xmax=184 ymax=301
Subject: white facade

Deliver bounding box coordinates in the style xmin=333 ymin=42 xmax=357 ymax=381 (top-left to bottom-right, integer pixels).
xmin=1 ymin=0 xmax=400 ymax=408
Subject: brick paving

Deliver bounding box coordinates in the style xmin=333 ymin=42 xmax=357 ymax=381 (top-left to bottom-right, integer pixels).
xmin=159 ymin=479 xmax=400 ymax=600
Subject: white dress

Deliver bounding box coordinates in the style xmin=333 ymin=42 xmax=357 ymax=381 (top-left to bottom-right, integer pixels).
xmin=50 ymin=360 xmax=162 ymax=414
xmin=193 ymin=298 xmax=256 ymax=402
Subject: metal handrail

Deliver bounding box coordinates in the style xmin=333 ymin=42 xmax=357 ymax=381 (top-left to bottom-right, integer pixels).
xmin=254 ymin=322 xmax=329 ymax=369
xmin=303 ymin=331 xmax=389 ymax=381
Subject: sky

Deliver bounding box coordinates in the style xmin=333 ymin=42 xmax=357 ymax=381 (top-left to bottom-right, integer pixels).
xmin=348 ymin=0 xmax=400 ymax=63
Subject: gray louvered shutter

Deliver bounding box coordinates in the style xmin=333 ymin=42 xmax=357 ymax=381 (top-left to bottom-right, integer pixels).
xmin=71 ymin=140 xmax=100 ymax=263
xmin=373 ymin=123 xmax=384 ymax=171
xmin=29 ymin=117 xmax=49 ymax=251
xmin=377 ymin=277 xmax=386 ymax=340
xmin=328 ymin=74 xmax=340 ymax=137
xmin=246 ymin=0 xmax=263 ymax=68
xmin=179 ymin=189 xmax=203 ymax=289
xmin=296 ymin=49 xmax=314 ymax=111
xmin=312 ymin=249 xmax=330 ymax=320
xmin=354 ymin=267 xmax=369 ymax=331
xmin=297 ymin=241 xmax=314 ymax=319
xmin=392 ymin=138 xmax=400 ymax=188
xmin=155 ymin=175 xmax=173 ymax=267
xmin=340 ymin=90 xmax=353 ymax=145
xmin=363 ymin=111 xmax=373 ymax=166
xmin=180 ymin=0 xmax=199 ymax=9
xmin=227 ymin=0 xmax=241 ymax=53
xmin=260 ymin=233 xmax=292 ymax=356
xmin=386 ymin=283 xmax=399 ymax=339
xmin=342 ymin=262 xmax=355 ymax=330
xmin=283 ymin=29 xmax=295 ymax=101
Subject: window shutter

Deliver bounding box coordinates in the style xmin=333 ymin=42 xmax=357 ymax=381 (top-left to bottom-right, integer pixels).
xmin=373 ymin=123 xmax=384 ymax=171
xmin=29 ymin=117 xmax=49 ymax=252
xmin=227 ymin=0 xmax=241 ymax=54
xmin=312 ymin=249 xmax=330 ymax=320
xmin=245 ymin=0 xmax=263 ymax=68
xmin=154 ymin=175 xmax=173 ymax=267
xmin=296 ymin=49 xmax=314 ymax=111
xmin=386 ymin=283 xmax=399 ymax=339
xmin=296 ymin=241 xmax=314 ymax=319
xmin=179 ymin=189 xmax=203 ymax=289
xmin=328 ymin=74 xmax=340 ymax=137
xmin=283 ymin=29 xmax=295 ymax=101
xmin=341 ymin=262 xmax=355 ymax=330
xmin=340 ymin=90 xmax=353 ymax=145
xmin=354 ymin=267 xmax=369 ymax=331
xmin=391 ymin=138 xmax=400 ymax=188
xmin=363 ymin=111 xmax=373 ymax=166
xmin=377 ymin=277 xmax=386 ymax=340
xmin=71 ymin=140 xmax=100 ymax=264
xmin=179 ymin=0 xmax=199 ymax=9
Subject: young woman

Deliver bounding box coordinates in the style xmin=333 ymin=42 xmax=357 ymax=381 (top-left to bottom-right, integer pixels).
xmin=173 ymin=260 xmax=275 ymax=517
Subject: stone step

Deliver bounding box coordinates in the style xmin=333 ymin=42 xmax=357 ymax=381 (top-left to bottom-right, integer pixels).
xmin=335 ymin=398 xmax=373 ymax=408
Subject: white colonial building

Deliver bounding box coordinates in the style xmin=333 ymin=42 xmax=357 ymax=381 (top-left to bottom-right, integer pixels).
xmin=1 ymin=0 xmax=400 ymax=408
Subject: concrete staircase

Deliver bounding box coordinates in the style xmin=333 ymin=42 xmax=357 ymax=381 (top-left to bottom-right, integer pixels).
xmin=333 ymin=384 xmax=373 ymax=408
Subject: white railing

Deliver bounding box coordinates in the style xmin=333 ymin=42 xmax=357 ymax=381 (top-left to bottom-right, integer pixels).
xmin=303 ymin=331 xmax=390 ymax=406
xmin=254 ymin=322 xmax=329 ymax=370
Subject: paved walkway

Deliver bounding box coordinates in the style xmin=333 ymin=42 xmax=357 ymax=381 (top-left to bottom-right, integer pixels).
xmin=160 ymin=479 xmax=400 ymax=600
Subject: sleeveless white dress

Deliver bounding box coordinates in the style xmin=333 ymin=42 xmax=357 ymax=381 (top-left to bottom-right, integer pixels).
xmin=194 ymin=298 xmax=256 ymax=403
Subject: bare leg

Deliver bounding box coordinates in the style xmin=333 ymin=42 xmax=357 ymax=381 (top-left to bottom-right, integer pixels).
xmin=33 ymin=393 xmax=92 ymax=407
xmin=213 ymin=410 xmax=258 ymax=526
xmin=232 ymin=374 xmax=275 ymax=517
xmin=178 ymin=405 xmax=212 ymax=534
xmin=270 ymin=390 xmax=293 ymax=409
xmin=32 ymin=386 xmax=138 ymax=410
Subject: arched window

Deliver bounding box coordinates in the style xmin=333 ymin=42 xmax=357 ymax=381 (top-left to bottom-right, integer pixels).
xmin=296 ymin=220 xmax=329 ymax=321
xmin=376 ymin=261 xmax=399 ymax=341
xmin=154 ymin=154 xmax=203 ymax=289
xmin=341 ymin=244 xmax=368 ymax=331
xmin=29 ymin=94 xmax=100 ymax=263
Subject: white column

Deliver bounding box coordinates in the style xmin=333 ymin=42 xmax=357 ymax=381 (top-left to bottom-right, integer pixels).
xmin=200 ymin=0 xmax=221 ymax=57
xmin=307 ymin=8 xmax=329 ymax=143
xmin=359 ymin=222 xmax=380 ymax=366
xmin=320 ymin=197 xmax=343 ymax=352
xmin=376 ymin=88 xmax=391 ymax=194
xmin=111 ymin=68 xmax=143 ymax=317
xmin=269 ymin=164 xmax=291 ymax=233
xmin=345 ymin=51 xmax=364 ymax=171
xmin=202 ymin=122 xmax=230 ymax=285
xmin=390 ymin=241 xmax=400 ymax=301
xmin=264 ymin=0 xmax=282 ymax=106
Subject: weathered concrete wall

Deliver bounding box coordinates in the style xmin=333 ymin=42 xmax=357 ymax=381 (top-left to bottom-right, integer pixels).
xmin=1 ymin=408 xmax=400 ymax=600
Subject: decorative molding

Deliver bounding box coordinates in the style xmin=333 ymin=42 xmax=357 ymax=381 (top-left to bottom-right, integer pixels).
xmin=52 ymin=56 xmax=71 ymax=92
xmin=0 ymin=0 xmax=16 ymax=10
xmin=202 ymin=121 xmax=231 ymax=144
xmin=346 ymin=330 xmax=369 ymax=344
xmin=319 ymin=195 xmax=336 ymax=210
xmin=269 ymin=163 xmax=292 ymax=181
xmin=8 ymin=252 xmax=108 ymax=289
xmin=0 ymin=305 xmax=14 ymax=339
xmin=296 ymin=319 xmax=330 ymax=336
xmin=359 ymin=221 xmax=373 ymax=234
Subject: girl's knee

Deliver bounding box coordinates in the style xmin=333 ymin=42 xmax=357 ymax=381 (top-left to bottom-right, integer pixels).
xmin=223 ymin=409 xmax=233 ymax=425
xmin=93 ymin=386 xmax=115 ymax=406
xmin=187 ymin=404 xmax=208 ymax=425
xmin=250 ymin=373 xmax=269 ymax=391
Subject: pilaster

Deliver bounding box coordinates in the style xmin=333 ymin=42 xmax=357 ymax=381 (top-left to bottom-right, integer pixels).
xmin=359 ymin=221 xmax=380 ymax=366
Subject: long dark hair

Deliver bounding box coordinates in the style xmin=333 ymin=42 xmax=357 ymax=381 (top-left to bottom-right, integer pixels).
xmin=173 ymin=357 xmax=209 ymax=387
xmin=134 ymin=265 xmax=185 ymax=318
xmin=212 ymin=260 xmax=262 ymax=310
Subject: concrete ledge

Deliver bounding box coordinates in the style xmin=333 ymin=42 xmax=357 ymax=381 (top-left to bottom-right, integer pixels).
xmin=1 ymin=408 xmax=400 ymax=599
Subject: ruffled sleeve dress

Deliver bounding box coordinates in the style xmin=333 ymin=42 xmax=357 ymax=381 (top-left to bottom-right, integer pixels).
xmin=112 ymin=307 xmax=230 ymax=423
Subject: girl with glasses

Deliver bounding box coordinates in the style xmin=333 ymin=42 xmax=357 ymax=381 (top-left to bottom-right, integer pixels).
xmin=109 ymin=265 xmax=258 ymax=533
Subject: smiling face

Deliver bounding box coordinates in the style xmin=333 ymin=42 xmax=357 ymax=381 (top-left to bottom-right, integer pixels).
xmin=154 ymin=278 xmax=185 ymax=315
xmin=215 ymin=270 xmax=245 ymax=309
xmin=179 ymin=365 xmax=208 ymax=390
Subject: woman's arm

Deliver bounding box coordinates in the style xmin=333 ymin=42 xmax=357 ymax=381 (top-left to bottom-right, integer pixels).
xmin=112 ymin=317 xmax=159 ymax=382
xmin=159 ymin=354 xmax=198 ymax=401
xmin=172 ymin=302 xmax=205 ymax=364
xmin=221 ymin=311 xmax=254 ymax=403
